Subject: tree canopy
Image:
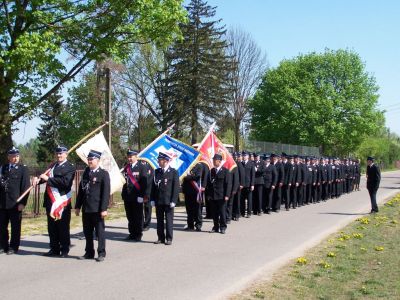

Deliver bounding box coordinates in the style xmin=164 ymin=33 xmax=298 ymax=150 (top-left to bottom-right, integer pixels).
xmin=250 ymin=49 xmax=384 ymax=155
xmin=0 ymin=0 xmax=187 ymax=159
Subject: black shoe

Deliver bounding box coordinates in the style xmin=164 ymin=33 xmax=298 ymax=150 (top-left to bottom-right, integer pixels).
xmin=95 ymin=256 xmax=105 ymax=262
xmin=125 ymin=235 xmax=135 ymax=240
xmin=60 ymin=252 xmax=69 ymax=258
xmin=220 ymin=229 xmax=226 ymax=234
xmin=210 ymin=228 xmax=219 ymax=233
xmin=7 ymin=249 xmax=16 ymax=255
xmin=286 ymin=208 xmax=289 ymax=211
xmin=0 ymin=249 xmax=6 ymax=255
xmin=142 ymin=227 xmax=150 ymax=231
xmin=43 ymin=250 xmax=60 ymax=257
xmin=78 ymin=253 xmax=94 ymax=260
xmin=165 ymin=240 xmax=172 ymax=245
xmin=154 ymin=240 xmax=164 ymax=244
xmin=132 ymin=237 xmax=142 ymax=242
xmin=226 ymin=220 xmax=231 ymax=224
xmin=195 ymin=227 xmax=202 ymax=232
xmin=183 ymin=226 xmax=194 ymax=231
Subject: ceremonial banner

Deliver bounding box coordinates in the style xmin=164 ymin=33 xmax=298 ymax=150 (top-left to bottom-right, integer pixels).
xmin=198 ymin=127 xmax=237 ymax=171
xmin=76 ymin=132 xmax=125 ymax=194
xmin=138 ymin=134 xmax=200 ymax=179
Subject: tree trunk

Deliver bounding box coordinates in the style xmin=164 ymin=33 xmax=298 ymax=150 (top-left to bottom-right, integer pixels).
xmin=0 ymin=102 xmax=13 ymax=163
xmin=234 ymin=118 xmax=241 ymax=151
xmin=190 ymin=108 xmax=198 ymax=145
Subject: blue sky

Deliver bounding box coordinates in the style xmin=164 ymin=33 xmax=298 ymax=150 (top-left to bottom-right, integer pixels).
xmin=13 ymin=0 xmax=400 ymax=144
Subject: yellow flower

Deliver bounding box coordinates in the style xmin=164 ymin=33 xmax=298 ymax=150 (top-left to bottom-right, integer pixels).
xmin=360 ymin=247 xmax=367 ymax=252
xmin=327 ymin=252 xmax=336 ymax=258
xmin=352 ymin=233 xmax=364 ymax=239
xmin=296 ymin=257 xmax=307 ymax=265
xmin=391 ymin=220 xmax=398 ymax=224
xmin=375 ymin=246 xmax=384 ymax=251
xmin=318 ymin=261 xmax=331 ymax=268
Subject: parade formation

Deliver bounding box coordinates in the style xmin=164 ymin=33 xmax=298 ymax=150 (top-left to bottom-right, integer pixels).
xmin=0 ymin=128 xmax=366 ymax=262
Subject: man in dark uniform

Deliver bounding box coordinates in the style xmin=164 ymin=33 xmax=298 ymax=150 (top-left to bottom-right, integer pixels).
xmin=206 ymin=154 xmax=232 ymax=234
xmin=354 ymin=159 xmax=361 ymax=191
xmin=151 ymin=152 xmax=179 ymax=245
xmin=310 ymin=157 xmax=318 ymax=203
xmin=232 ymin=152 xmax=244 ymax=221
xmin=122 ymin=149 xmax=150 ymax=241
xmin=319 ymin=158 xmax=328 ymax=201
xmin=290 ymin=155 xmax=301 ymax=208
xmin=140 ymin=159 xmax=153 ymax=231
xmin=298 ymin=157 xmax=306 ymax=206
xmin=366 ymin=156 xmax=381 ymax=213
xmin=240 ymin=151 xmax=254 ymax=218
xmin=304 ymin=157 xmax=313 ymax=205
xmin=75 ymin=150 xmax=110 ymax=262
xmin=272 ymin=153 xmax=284 ymax=212
xmin=0 ymin=147 xmax=30 ymax=255
xmin=262 ymin=155 xmax=277 ymax=213
xmin=253 ymin=153 xmax=265 ymax=216
xmin=227 ymin=157 xmax=239 ymax=224
xmin=36 ymin=145 xmax=75 ymax=257
xmin=282 ymin=154 xmax=293 ymax=210
xmin=182 ymin=161 xmax=208 ymax=231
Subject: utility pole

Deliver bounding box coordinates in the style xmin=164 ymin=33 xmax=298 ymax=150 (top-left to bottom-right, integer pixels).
xmin=104 ymin=68 xmax=112 ymax=151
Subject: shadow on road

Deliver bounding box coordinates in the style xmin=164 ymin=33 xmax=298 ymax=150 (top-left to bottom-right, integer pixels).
xmin=319 ymin=212 xmax=369 ymax=216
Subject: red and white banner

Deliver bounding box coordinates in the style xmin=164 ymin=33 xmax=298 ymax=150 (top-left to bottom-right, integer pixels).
xmin=46 ymin=165 xmax=72 ymax=220
xmin=197 ymin=125 xmax=236 ymax=171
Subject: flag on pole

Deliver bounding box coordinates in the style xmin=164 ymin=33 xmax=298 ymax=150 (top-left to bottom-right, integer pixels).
xmin=76 ymin=132 xmax=125 ymax=194
xmin=198 ymin=125 xmax=237 ymax=171
xmin=138 ymin=134 xmax=200 ymax=179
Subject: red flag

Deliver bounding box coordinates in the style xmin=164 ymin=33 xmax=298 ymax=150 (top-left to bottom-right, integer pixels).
xmin=198 ymin=128 xmax=237 ymax=171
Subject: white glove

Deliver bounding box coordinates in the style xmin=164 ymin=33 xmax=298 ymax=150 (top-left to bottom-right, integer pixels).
xmin=150 ymin=201 xmax=155 ymax=207
xmin=137 ymin=197 xmax=143 ymax=203
xmin=170 ymin=202 xmax=176 ymax=208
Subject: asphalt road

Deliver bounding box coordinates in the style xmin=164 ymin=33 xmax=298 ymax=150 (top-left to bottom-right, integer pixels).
xmin=1 ymin=170 xmax=399 ymax=300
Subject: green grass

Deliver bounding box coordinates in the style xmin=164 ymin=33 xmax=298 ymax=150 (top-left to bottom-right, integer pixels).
xmin=233 ymin=193 xmax=400 ymax=300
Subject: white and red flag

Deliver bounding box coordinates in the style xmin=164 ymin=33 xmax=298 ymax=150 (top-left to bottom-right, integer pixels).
xmin=197 ymin=124 xmax=236 ymax=171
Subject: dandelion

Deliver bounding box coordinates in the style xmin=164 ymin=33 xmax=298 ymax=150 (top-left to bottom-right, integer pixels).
xmin=360 ymin=247 xmax=367 ymax=252
xmin=327 ymin=252 xmax=336 ymax=258
xmin=352 ymin=233 xmax=364 ymax=239
xmin=318 ymin=261 xmax=331 ymax=268
xmin=328 ymin=239 xmax=334 ymax=243
xmin=375 ymin=246 xmax=384 ymax=251
xmin=391 ymin=220 xmax=398 ymax=224
xmin=357 ymin=217 xmax=370 ymax=224
xmin=296 ymin=257 xmax=307 ymax=265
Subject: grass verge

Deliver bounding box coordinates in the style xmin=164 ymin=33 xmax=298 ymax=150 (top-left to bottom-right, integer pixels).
xmin=232 ymin=193 xmax=400 ymax=300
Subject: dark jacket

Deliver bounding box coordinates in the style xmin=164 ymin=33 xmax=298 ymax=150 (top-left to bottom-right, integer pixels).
xmin=254 ymin=160 xmax=265 ymax=185
xmin=75 ymin=167 xmax=110 ymax=213
xmin=151 ymin=166 xmax=180 ymax=206
xmin=283 ymin=161 xmax=293 ymax=186
xmin=122 ymin=161 xmax=151 ymax=201
xmin=206 ymin=167 xmax=232 ymax=201
xmin=0 ymin=163 xmax=30 ymax=209
xmin=366 ymin=164 xmax=381 ymax=190
xmin=182 ymin=162 xmax=208 ymax=197
xmin=231 ymin=167 xmax=240 ymax=196
xmin=263 ymin=163 xmax=278 ymax=188
xmin=242 ymin=160 xmax=255 ymax=188
xmin=274 ymin=162 xmax=285 ymax=185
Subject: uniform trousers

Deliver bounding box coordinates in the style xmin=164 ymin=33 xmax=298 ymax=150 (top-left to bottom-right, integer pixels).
xmin=124 ymin=200 xmax=143 ymax=239
xmin=82 ymin=212 xmax=106 ymax=257
xmin=156 ymin=204 xmax=174 ymax=242
xmin=0 ymin=207 xmax=21 ymax=251
xmin=47 ymin=208 xmax=71 ymax=254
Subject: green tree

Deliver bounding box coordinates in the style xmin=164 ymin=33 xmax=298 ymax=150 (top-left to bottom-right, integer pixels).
xmin=58 ymin=72 xmax=103 ymax=162
xmin=0 ymin=0 xmax=187 ymax=159
xmin=166 ymin=0 xmax=232 ymax=144
xmin=250 ymin=49 xmax=384 ymax=155
xmin=36 ymin=94 xmax=64 ymax=165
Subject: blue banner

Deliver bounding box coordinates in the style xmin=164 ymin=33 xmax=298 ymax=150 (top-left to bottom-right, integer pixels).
xmin=138 ymin=134 xmax=200 ymax=178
